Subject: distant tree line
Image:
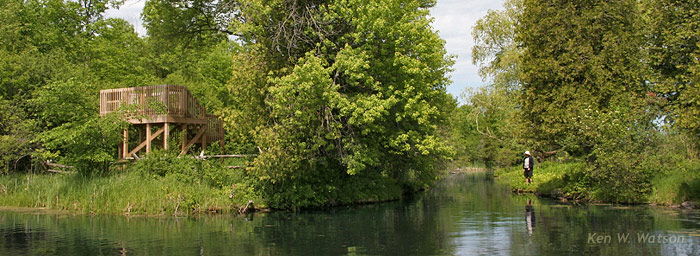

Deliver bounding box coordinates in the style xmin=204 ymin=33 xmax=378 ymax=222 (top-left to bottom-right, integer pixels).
xmin=454 ymin=0 xmax=699 ymax=202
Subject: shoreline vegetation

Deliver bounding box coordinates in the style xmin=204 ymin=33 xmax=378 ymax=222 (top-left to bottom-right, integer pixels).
xmin=0 ymin=161 xmax=698 ymax=216
xmin=451 ymin=0 xmax=700 ymax=209
xmin=493 ymin=161 xmax=700 ymax=208
xmin=3 ymin=0 xmax=700 ymax=215
xmin=0 ymin=150 xmax=414 ymax=216
xmin=1 ymin=0 xmax=453 ymax=213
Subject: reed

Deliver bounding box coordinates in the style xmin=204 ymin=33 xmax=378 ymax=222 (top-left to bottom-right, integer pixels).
xmin=0 ymin=157 xmax=259 ymax=215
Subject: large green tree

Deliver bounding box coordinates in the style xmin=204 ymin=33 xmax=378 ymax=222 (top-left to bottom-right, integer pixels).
xmin=0 ymin=0 xmax=165 ymax=173
xmin=517 ymin=0 xmax=662 ymax=202
xmin=226 ymin=0 xmax=455 ymax=209
xmin=518 ymin=0 xmax=648 ymax=157
xmin=647 ymin=0 xmax=700 ymax=155
xmin=472 ymin=0 xmax=522 ymax=93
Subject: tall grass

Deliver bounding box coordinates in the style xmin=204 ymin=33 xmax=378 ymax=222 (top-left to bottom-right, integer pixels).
xmin=648 ymin=160 xmax=700 ymax=206
xmin=0 ymin=155 xmax=260 ymax=215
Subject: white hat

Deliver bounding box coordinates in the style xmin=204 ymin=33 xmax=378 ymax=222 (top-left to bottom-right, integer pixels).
xmin=525 ymin=151 xmax=530 ymax=155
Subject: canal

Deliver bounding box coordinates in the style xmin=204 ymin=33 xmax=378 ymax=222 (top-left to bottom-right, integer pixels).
xmin=1 ymin=172 xmax=699 ymax=255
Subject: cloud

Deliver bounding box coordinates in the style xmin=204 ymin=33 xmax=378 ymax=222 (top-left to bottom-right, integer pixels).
xmin=431 ymin=0 xmax=505 ymax=100
xmin=104 ymin=0 xmax=146 ymax=36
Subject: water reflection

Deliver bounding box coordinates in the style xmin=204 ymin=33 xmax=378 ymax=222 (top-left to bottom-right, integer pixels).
xmin=0 ymin=172 xmax=699 ymax=255
xmin=525 ymin=199 xmax=535 ymax=236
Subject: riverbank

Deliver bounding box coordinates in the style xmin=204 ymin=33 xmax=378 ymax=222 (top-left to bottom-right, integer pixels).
xmin=0 ymin=152 xmax=415 ymax=215
xmin=0 ymin=170 xmax=250 ymax=216
xmin=0 ymin=169 xmax=418 ymax=216
xmin=494 ymin=161 xmax=700 ymax=207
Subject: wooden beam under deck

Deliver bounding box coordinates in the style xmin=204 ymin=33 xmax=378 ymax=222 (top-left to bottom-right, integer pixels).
xmin=180 ymin=124 xmax=207 ymax=156
xmin=127 ymin=126 xmax=165 ymax=157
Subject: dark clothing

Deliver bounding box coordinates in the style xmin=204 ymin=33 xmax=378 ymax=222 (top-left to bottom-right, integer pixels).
xmin=523 ymin=156 xmax=534 ymax=178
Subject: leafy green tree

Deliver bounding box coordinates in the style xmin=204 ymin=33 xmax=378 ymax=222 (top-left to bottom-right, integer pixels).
xmin=472 ymin=0 xmax=522 ymax=93
xmin=142 ymin=0 xmax=232 ymax=79
xmin=228 ymin=0 xmax=455 ymax=209
xmin=518 ymin=0 xmax=648 ymax=158
xmin=161 ymin=40 xmax=236 ymax=112
xmin=646 ymin=0 xmax=700 ymax=155
xmin=0 ymin=100 xmax=38 ymax=173
xmin=37 ymin=111 xmax=130 ymax=173
xmin=142 ymin=0 xmax=232 ymax=47
xmin=517 ymin=0 xmax=661 ymax=202
xmin=85 ymin=18 xmax=154 ymax=86
xmin=455 ymin=86 xmax=525 ymax=168
xmin=0 ymin=0 xmax=127 ymax=172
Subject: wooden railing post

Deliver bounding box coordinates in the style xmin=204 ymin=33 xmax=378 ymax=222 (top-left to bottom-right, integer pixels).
xmin=181 ymin=124 xmax=188 ymax=154
xmin=201 ymin=124 xmax=207 ymax=152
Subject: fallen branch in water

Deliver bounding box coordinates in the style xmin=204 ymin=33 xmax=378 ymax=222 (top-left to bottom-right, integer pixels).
xmin=239 ymin=200 xmax=255 ymax=214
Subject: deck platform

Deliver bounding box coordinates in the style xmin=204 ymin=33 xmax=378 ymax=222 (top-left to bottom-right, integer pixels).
xmin=99 ymin=85 xmax=224 ymax=159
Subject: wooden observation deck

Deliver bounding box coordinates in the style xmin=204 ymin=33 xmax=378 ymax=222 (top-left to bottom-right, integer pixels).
xmin=100 ymin=85 xmax=224 ymax=159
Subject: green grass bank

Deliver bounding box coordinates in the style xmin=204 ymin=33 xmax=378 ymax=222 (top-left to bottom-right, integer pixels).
xmin=0 ymin=168 xmax=255 ymax=216
xmin=0 ymin=151 xmax=406 ymax=215
xmin=494 ymin=160 xmax=700 ymax=206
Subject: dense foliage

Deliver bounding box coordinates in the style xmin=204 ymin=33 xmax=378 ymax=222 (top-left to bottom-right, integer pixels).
xmin=450 ymin=0 xmax=524 ymax=168
xmin=4 ymin=0 xmax=699 ymax=210
xmin=0 ymin=0 xmax=234 ymax=174
xmin=1 ymin=0 xmax=455 ymax=211
xmin=225 ymin=0 xmax=455 ymax=209
xmin=459 ymin=0 xmax=700 ymax=203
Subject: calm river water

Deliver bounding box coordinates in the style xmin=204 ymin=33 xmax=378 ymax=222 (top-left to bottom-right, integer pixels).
xmin=2 ymin=172 xmax=700 ymax=255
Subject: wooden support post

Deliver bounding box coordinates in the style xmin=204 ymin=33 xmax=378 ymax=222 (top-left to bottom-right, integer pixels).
xmin=219 ymin=124 xmax=224 ymax=150
xmin=164 ymin=123 xmax=170 ymax=150
xmin=138 ymin=126 xmax=143 ymax=154
xmin=128 ymin=126 xmax=165 ymax=157
xmin=123 ymin=129 xmax=129 ymax=159
xmin=118 ymin=142 xmax=123 ymax=160
xmin=202 ymin=124 xmax=207 ymax=152
xmin=181 ymin=124 xmax=188 ymax=153
xmin=146 ymin=123 xmax=151 ymax=154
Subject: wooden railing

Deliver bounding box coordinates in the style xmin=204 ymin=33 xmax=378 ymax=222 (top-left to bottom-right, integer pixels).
xmin=206 ymin=114 xmax=224 ymax=143
xmin=100 ymin=85 xmax=207 ymax=120
xmin=100 ymin=85 xmax=224 ymax=142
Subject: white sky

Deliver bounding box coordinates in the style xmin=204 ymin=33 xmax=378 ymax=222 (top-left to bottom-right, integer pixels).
xmin=104 ymin=0 xmax=506 ymax=101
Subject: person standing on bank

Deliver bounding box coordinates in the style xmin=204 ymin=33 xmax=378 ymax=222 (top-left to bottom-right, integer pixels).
xmin=523 ymin=151 xmax=534 ymax=184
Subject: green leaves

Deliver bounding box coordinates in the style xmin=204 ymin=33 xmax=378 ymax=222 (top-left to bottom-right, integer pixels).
xmin=519 ymin=0 xmax=647 ymax=156
xmin=228 ymin=0 xmax=455 ymax=209
xmin=647 ymin=0 xmax=700 ymax=140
